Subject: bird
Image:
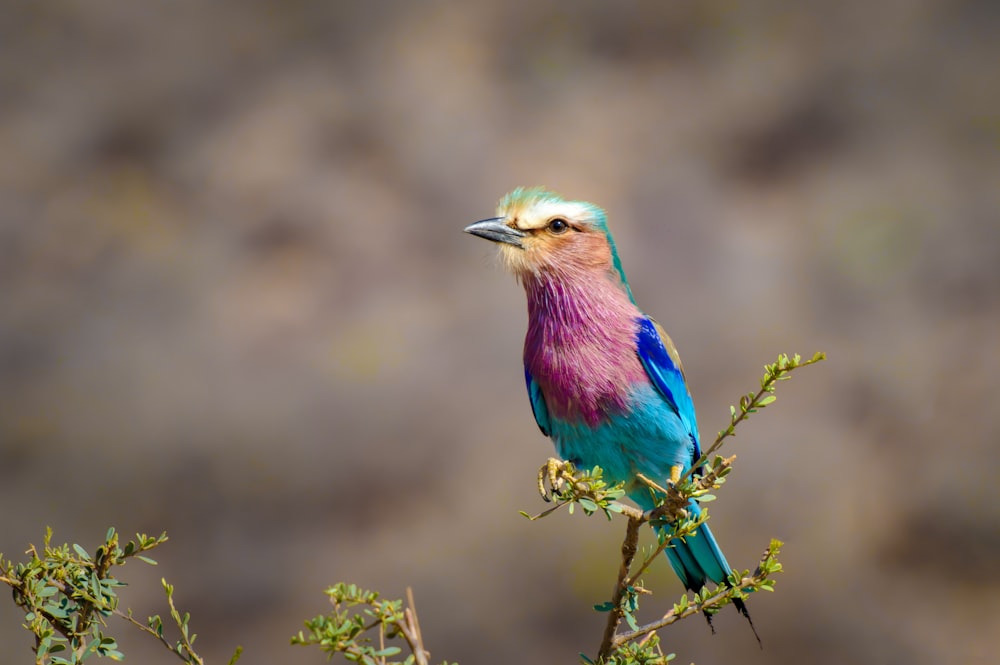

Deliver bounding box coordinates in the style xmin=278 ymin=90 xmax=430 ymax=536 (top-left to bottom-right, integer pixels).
xmin=465 ymin=186 xmax=756 ymax=637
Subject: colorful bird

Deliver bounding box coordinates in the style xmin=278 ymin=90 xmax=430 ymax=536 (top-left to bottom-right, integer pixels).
xmin=465 ymin=187 xmax=756 ymax=636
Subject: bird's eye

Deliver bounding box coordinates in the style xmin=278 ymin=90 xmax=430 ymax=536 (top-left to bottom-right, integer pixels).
xmin=548 ymin=218 xmax=569 ymax=234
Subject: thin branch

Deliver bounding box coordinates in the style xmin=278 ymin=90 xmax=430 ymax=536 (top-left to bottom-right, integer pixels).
xmin=164 ymin=581 xmax=203 ymax=665
xmin=521 ymin=501 xmax=572 ymax=521
xmin=117 ymin=609 xmax=201 ymax=663
xmin=397 ymin=587 xmax=429 ymax=665
xmin=597 ymin=515 xmax=643 ymax=661
xmin=611 ymin=577 xmax=754 ymax=647
xmin=612 ymin=541 xmax=781 ymax=649
xmin=679 ymin=352 xmax=825 ymax=485
xmin=379 ymin=614 xmax=387 ymax=665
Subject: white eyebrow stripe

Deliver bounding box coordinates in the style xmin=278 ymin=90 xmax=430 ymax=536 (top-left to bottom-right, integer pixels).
xmin=515 ymin=201 xmax=593 ymax=229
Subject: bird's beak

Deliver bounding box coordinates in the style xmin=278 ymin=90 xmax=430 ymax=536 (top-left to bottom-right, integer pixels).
xmin=464 ymin=217 xmax=526 ymax=248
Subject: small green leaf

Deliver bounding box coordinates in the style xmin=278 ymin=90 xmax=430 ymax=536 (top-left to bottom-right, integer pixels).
xmin=624 ymin=611 xmax=639 ymax=631
xmin=37 ymin=585 xmax=59 ymax=598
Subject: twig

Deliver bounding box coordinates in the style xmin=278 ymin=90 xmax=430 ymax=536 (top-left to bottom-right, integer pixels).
xmin=612 ymin=577 xmax=754 ymax=647
xmin=117 ymin=608 xmax=203 ymax=664
xmin=679 ymin=352 xmax=825 ymax=485
xmin=398 ymin=587 xmax=429 ymax=665
xmin=379 ymin=611 xmax=387 ymax=665
xmin=612 ymin=541 xmax=780 ymax=648
xmin=597 ymin=515 xmax=643 ymax=661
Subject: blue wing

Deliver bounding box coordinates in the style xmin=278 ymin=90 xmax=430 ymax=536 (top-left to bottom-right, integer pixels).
xmin=524 ymin=366 xmax=551 ymax=437
xmin=635 ymin=316 xmax=702 ymax=466
xmin=636 ymin=317 xmax=756 ymax=633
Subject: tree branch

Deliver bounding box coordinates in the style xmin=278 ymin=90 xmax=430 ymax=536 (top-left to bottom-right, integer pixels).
xmin=597 ymin=515 xmax=643 ymax=661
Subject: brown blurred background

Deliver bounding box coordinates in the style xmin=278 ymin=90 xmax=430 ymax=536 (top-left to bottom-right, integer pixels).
xmin=2 ymin=1 xmax=998 ymax=663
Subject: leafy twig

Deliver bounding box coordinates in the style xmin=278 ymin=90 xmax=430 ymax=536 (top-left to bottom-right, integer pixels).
xmin=292 ymin=583 xmax=452 ymax=665
xmin=0 ymin=528 xmax=241 ymax=665
xmin=680 ymin=352 xmax=825 ymax=485
xmin=611 ymin=540 xmax=784 ymax=649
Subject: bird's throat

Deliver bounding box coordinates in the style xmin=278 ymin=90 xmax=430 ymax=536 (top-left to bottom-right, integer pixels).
xmin=522 ymin=270 xmax=646 ymax=426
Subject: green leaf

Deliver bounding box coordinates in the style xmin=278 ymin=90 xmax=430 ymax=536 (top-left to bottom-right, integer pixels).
xmin=227 ymin=645 xmax=245 ymax=665
xmin=624 ymin=611 xmax=639 ymax=631
xmin=37 ymin=585 xmax=59 ymax=598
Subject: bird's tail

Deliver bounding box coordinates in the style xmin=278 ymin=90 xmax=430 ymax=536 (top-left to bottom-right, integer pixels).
xmin=659 ymin=502 xmax=761 ymax=645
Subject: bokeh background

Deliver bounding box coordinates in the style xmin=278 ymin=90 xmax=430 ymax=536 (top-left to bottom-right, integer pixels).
xmin=2 ymin=1 xmax=998 ymax=663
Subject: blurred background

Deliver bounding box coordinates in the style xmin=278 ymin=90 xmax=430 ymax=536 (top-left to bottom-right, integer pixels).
xmin=2 ymin=1 xmax=998 ymax=663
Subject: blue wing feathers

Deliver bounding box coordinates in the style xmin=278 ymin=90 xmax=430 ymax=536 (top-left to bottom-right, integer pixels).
xmin=638 ymin=316 xmax=737 ymax=593
xmin=634 ymin=317 xmax=681 ymax=414
xmin=635 ymin=316 xmax=701 ymax=455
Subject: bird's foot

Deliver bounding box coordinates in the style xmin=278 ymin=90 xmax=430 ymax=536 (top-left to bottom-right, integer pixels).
xmin=637 ymin=466 xmax=690 ymax=523
xmin=537 ymin=458 xmax=574 ymax=502
xmin=669 ymin=465 xmax=682 ymax=485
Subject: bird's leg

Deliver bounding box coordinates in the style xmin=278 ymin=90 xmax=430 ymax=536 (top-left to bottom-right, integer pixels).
xmin=537 ymin=457 xmax=573 ymax=502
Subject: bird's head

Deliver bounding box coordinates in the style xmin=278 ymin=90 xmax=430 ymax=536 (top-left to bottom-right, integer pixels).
xmin=465 ymin=187 xmax=634 ymax=300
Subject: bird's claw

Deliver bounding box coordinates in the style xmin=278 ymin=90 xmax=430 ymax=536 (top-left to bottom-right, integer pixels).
xmin=537 ymin=458 xmax=573 ymax=502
